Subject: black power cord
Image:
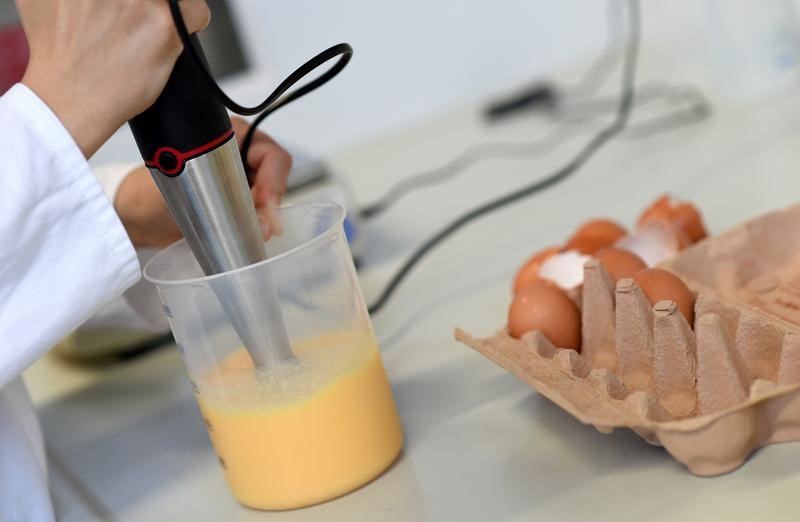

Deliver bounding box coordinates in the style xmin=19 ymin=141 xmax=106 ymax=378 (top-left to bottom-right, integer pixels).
xmin=359 ymin=121 xmax=590 ymax=220
xmin=166 ymin=0 xmax=352 ymax=165
xmin=357 ymin=80 xmax=709 ymax=221
xmin=366 ymin=0 xmax=641 ymax=315
xmin=358 ymin=2 xmax=708 ymax=221
xmin=359 ymin=82 xmax=711 ymax=219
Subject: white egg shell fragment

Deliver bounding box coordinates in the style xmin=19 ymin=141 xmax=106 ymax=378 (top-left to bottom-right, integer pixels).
xmin=539 ymin=251 xmax=592 ymax=290
xmin=616 ymin=222 xmax=680 ymax=267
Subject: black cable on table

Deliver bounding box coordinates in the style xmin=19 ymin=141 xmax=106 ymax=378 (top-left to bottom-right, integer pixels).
xmin=358 ymin=0 xmax=709 ymax=222
xmin=359 ymin=120 xmax=595 ymax=220
xmin=357 ymin=80 xmax=709 ymax=221
xmin=366 ymin=0 xmax=641 ymax=315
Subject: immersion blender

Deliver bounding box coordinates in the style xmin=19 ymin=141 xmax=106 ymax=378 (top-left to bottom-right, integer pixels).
xmin=128 ymin=36 xmax=291 ymax=367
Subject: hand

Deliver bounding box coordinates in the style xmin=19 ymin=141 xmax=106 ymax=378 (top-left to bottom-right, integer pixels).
xmin=114 ymin=117 xmax=292 ymax=248
xmin=232 ymin=117 xmax=292 ymax=237
xmin=18 ymin=0 xmax=211 ymax=158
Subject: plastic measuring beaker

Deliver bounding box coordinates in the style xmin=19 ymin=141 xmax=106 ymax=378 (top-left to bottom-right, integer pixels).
xmin=143 ymin=202 xmax=403 ymax=510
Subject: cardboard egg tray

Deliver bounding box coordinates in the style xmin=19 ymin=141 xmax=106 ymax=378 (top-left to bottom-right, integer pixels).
xmin=456 ymin=204 xmax=800 ymax=476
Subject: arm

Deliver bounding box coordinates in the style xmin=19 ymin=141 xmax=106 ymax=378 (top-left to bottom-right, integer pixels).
xmin=82 ymin=163 xmax=170 ymax=333
xmin=113 ymin=117 xmax=293 ymax=249
xmin=18 ymin=0 xmax=211 ymax=158
xmin=0 ymin=85 xmax=140 ymax=387
xmin=80 ymin=119 xmax=293 ymax=335
xmin=0 ymin=0 xmax=212 ymax=385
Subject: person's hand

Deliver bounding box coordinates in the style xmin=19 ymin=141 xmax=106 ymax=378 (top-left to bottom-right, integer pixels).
xmin=114 ymin=117 xmax=292 ymax=248
xmin=231 ymin=117 xmax=291 ymax=237
xmin=17 ymin=0 xmax=211 ymax=158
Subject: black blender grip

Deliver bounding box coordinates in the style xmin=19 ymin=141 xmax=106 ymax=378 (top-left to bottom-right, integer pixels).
xmin=129 ymin=34 xmax=232 ymax=177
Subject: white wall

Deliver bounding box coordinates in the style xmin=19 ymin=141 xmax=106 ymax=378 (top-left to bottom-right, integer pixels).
xmin=228 ymin=0 xmax=609 ymax=149
xmin=225 ymin=0 xmax=731 ymax=150
xmin=91 ymin=0 xmax=735 ymax=165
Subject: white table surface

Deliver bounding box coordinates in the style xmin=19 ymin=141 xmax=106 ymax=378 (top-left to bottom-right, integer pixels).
xmin=24 ymin=83 xmax=800 ymax=521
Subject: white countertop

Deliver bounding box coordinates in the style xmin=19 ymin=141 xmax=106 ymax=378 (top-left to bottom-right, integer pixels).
xmin=25 ymin=83 xmax=800 ymax=521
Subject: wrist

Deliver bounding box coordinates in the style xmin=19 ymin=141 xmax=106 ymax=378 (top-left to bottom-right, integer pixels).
xmin=22 ymin=69 xmax=123 ymax=158
xmin=114 ymin=166 xmax=183 ymax=249
xmin=114 ymin=168 xmax=151 ymax=248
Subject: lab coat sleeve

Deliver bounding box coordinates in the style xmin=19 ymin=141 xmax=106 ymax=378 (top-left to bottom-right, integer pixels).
xmin=82 ymin=163 xmax=170 ymax=332
xmin=0 ymin=84 xmax=141 ymax=389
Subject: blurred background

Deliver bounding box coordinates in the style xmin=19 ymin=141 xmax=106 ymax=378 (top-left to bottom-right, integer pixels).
xmin=2 ymin=0 xmax=798 ymax=160
xmin=5 ymin=0 xmax=800 ymax=292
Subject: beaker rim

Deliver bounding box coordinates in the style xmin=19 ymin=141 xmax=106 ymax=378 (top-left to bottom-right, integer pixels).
xmin=143 ymin=201 xmax=346 ymax=287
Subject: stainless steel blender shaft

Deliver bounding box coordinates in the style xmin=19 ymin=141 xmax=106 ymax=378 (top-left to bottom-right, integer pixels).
xmin=149 ymin=137 xmax=293 ymax=367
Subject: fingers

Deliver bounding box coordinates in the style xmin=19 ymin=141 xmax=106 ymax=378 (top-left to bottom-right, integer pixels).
xmin=156 ymin=0 xmax=211 ymax=60
xmin=246 ymin=135 xmax=292 ymax=239
xmin=230 ymin=116 xmax=251 ymax=141
xmin=178 ymin=0 xmax=211 ymax=34
xmin=229 ymin=117 xmax=292 ymax=239
xmin=248 ymin=137 xmax=292 ymax=203
xmin=231 ymin=117 xmax=293 ymax=194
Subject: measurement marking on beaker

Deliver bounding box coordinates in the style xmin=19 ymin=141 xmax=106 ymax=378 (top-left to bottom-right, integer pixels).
xmin=162 ymin=305 xmax=173 ymax=318
xmin=190 ymin=381 xmax=199 ymax=394
xmin=204 ymin=419 xmax=213 ymax=432
xmin=218 ymin=456 xmax=227 ymax=470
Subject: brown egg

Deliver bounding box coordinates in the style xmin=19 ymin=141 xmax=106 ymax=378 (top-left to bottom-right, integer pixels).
xmin=565 ymin=219 xmax=627 ymax=254
xmin=563 ymin=235 xmax=610 ymax=255
xmin=513 ymin=246 xmax=561 ymax=294
xmin=508 ymin=279 xmax=581 ymax=350
xmin=632 ymin=268 xmax=695 ymax=326
xmin=594 ymin=247 xmax=647 ymax=282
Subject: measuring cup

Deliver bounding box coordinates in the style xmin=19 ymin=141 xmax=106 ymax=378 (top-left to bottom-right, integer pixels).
xmin=143 ymin=202 xmax=403 ymax=510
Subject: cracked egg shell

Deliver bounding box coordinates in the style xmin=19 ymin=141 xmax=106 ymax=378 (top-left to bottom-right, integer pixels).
xmin=513 ymin=246 xmax=561 ymax=294
xmin=539 ymin=251 xmax=592 ymax=290
xmin=638 ymin=195 xmax=707 ymax=244
xmin=565 ymin=219 xmax=628 ymax=254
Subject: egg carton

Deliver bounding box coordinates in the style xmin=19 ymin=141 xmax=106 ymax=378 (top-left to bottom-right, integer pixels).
xmin=456 ymin=204 xmax=800 ymax=476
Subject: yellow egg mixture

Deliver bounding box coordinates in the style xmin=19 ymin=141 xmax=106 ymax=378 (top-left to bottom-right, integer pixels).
xmin=197 ymin=331 xmax=403 ymax=510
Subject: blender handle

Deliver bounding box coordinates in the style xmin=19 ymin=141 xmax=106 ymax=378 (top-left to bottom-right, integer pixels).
xmin=129 ymin=34 xmax=233 ymax=178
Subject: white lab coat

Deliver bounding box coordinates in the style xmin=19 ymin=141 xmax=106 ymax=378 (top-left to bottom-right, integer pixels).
xmin=84 ymin=165 xmax=169 ymax=334
xmin=0 ymin=84 xmax=141 ymax=521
